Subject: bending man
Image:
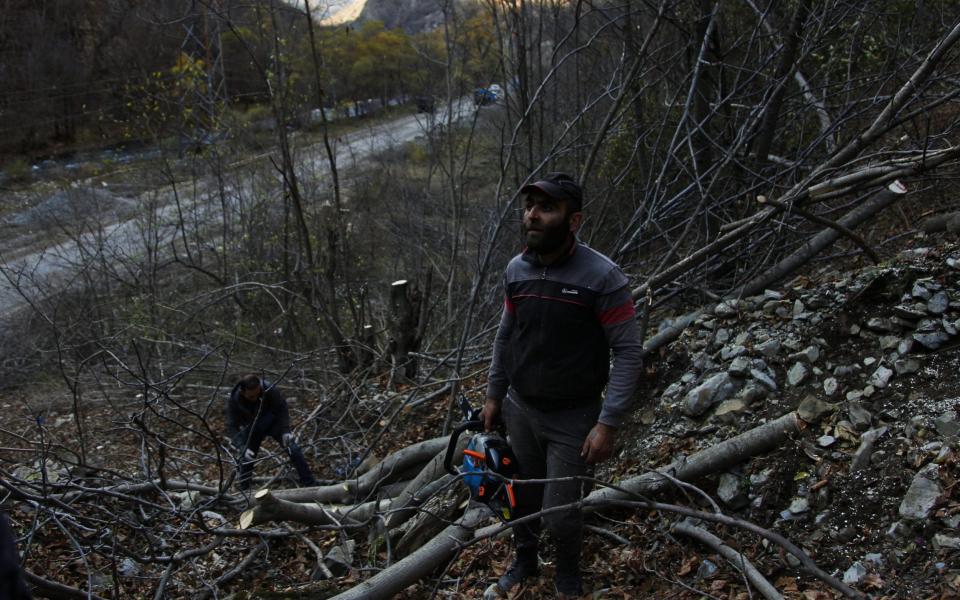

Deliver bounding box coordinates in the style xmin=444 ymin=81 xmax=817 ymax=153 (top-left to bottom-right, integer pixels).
xmin=226 ymin=374 xmax=318 ymax=489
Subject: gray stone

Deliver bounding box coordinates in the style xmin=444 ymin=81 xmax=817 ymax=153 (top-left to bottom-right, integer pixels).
xmin=879 ymin=336 xmax=901 ymax=351
xmin=797 ymin=395 xmax=837 ymax=422
xmin=682 ymin=372 xmax=741 ymax=417
xmin=914 ymin=331 xmax=951 ymax=350
xmin=749 ymin=368 xmax=777 ymax=391
xmin=862 ymin=385 xmax=876 ymax=398
xmin=866 ymin=317 xmax=896 ymax=333
xmin=755 ymin=338 xmax=781 ymax=357
xmin=944 ymin=318 xmax=958 ymax=336
xmin=864 ymin=553 xmax=884 ymax=567
xmin=714 ymin=299 xmax=740 ymax=318
xmin=847 ymin=403 xmax=872 ymax=431
xmin=894 ymin=358 xmax=921 ymax=375
xmin=894 ymin=304 xmax=927 ymax=320
xmin=715 ymin=328 xmax=731 ymax=345
xmin=823 ymin=377 xmax=839 ymax=396
xmin=782 ymin=337 xmax=802 ymax=351
xmin=681 ymin=372 xmax=696 ymax=384
xmin=928 ymin=291 xmax=950 ymax=315
xmin=737 ymin=383 xmax=768 ymax=405
xmin=720 ymin=345 xmax=748 ymax=360
xmin=787 ymin=362 xmax=809 ymax=386
xmin=948 ymin=257 xmax=960 ymax=270
xmin=898 ymin=464 xmax=943 ymax=520
xmin=843 ymin=562 xmax=868 ymax=585
xmin=662 ymin=382 xmax=683 ymax=398
xmin=863 ymin=356 xmax=878 ymax=367
xmin=714 ymin=398 xmax=750 ymax=422
xmin=323 ymin=540 xmax=357 ymax=577
xmin=845 ymin=390 xmax=864 ymax=402
xmin=912 ymin=282 xmax=933 ymax=300
xmin=793 ymin=299 xmax=806 ymax=316
xmin=917 ymin=318 xmax=940 ymax=332
xmin=934 ymin=534 xmax=960 ymax=549
xmin=869 ymin=365 xmax=894 ymax=388
xmin=750 ymin=468 xmax=774 ymax=486
xmin=717 ymin=473 xmax=748 ymax=508
xmin=118 ymin=558 xmax=139 ymax=577
xmin=764 ymin=289 xmax=784 ymax=300
xmin=817 ymin=435 xmax=837 ymax=447
xmin=697 ymin=559 xmax=718 ymax=578
xmin=886 ymin=520 xmax=912 ymax=540
xmin=934 ymin=411 xmax=959 ymax=438
xmin=789 ymin=345 xmax=821 ymax=364
xmin=788 ymin=497 xmax=810 ymax=514
xmin=850 ymin=427 xmax=887 ymax=474
xmin=724 ymin=356 xmax=749 ymax=377
xmin=833 ymin=365 xmax=856 ymax=377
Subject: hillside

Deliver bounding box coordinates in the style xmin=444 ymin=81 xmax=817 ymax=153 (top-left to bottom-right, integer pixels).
xmin=2 ymin=2 xmax=960 ymax=598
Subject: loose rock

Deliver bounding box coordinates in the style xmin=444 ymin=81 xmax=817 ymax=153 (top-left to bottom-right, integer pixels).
xmin=898 ymin=464 xmax=943 ymax=520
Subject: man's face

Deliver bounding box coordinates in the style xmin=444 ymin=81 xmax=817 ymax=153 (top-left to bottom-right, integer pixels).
xmin=241 ymin=385 xmax=261 ymax=402
xmin=523 ymin=192 xmax=579 ymax=253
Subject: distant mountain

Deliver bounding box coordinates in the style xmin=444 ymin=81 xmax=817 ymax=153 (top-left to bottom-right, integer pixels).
xmin=357 ymin=0 xmax=475 ymax=33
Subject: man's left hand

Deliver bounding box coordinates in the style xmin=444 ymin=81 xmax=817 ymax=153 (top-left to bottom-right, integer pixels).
xmin=581 ymin=423 xmax=617 ymax=465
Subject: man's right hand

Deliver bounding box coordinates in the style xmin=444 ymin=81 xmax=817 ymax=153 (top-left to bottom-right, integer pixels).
xmin=480 ymin=398 xmax=502 ymax=432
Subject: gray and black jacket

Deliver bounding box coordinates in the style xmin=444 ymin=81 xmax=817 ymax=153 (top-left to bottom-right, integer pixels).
xmin=226 ymin=380 xmax=291 ymax=449
xmin=487 ymin=241 xmax=643 ymax=428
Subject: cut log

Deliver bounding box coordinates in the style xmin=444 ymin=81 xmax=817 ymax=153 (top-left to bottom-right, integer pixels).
xmin=331 ymin=411 xmax=804 ymax=599
xmin=329 ymin=506 xmax=489 ymax=600
xmin=393 ymin=484 xmax=470 ymax=559
xmin=271 ymin=437 xmax=446 ymax=504
xmin=384 ymin=437 xmax=467 ymax=531
xmin=240 ymin=489 xmax=363 ymax=530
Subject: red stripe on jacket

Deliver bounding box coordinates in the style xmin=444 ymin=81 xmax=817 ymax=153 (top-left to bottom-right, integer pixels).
xmin=598 ymin=301 xmax=636 ymax=325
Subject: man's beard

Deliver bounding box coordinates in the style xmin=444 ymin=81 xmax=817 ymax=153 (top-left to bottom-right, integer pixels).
xmin=525 ymin=219 xmax=570 ymax=254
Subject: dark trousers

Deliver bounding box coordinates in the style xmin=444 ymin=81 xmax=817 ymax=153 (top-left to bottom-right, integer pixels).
xmin=502 ymin=393 xmax=599 ymax=570
xmin=237 ymin=413 xmax=314 ymax=487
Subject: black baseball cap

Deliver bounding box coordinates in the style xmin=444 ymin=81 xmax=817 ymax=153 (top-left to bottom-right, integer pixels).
xmin=520 ymin=172 xmax=583 ymax=212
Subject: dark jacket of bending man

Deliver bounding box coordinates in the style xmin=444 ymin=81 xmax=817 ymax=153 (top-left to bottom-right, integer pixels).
xmin=226 ymin=374 xmax=317 ymax=489
xmin=481 ymin=173 xmax=643 ymax=599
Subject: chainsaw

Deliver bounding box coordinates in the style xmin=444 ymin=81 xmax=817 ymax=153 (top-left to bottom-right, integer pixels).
xmin=444 ymin=395 xmax=520 ymax=521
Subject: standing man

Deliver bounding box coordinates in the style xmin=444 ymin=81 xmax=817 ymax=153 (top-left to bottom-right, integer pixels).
xmin=482 ymin=173 xmax=643 ymax=598
xmin=226 ymin=374 xmax=318 ymax=489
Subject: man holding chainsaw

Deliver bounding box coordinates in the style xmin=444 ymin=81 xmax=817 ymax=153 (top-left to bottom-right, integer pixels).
xmin=482 ymin=173 xmax=643 ymax=598
xmin=226 ymin=374 xmax=318 ymax=490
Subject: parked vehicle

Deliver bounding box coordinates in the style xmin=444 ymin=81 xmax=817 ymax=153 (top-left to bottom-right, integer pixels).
xmin=416 ymin=96 xmax=435 ymax=113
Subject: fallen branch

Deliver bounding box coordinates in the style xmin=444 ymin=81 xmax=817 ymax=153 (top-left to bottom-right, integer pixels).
xmin=672 ymin=520 xmax=783 ymax=600
xmin=23 ymin=570 xmax=108 ymax=600
xmin=757 ymin=195 xmax=880 ymax=263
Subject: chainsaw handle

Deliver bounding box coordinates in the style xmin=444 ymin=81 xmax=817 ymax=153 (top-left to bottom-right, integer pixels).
xmin=444 ymin=419 xmax=482 ymax=475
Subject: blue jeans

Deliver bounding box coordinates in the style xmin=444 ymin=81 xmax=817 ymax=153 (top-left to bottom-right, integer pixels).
xmin=237 ymin=412 xmax=315 ymax=487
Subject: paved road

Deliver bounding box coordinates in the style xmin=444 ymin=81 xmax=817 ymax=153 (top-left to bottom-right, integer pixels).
xmin=0 ymin=97 xmax=474 ymax=319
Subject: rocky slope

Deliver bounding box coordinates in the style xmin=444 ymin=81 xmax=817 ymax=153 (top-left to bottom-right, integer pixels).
xmin=613 ymin=235 xmax=960 ymax=597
